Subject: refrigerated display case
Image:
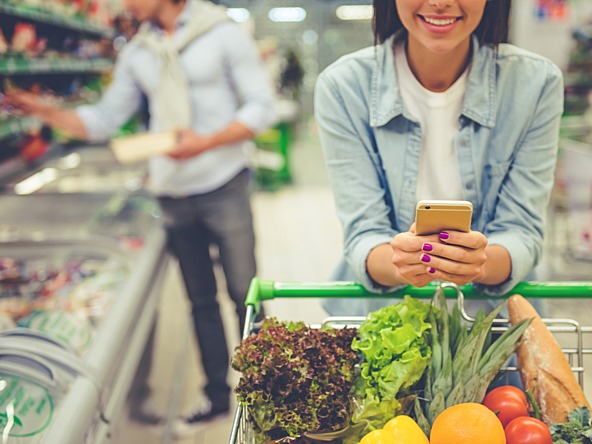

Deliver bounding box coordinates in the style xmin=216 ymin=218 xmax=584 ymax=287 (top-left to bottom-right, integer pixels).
xmin=0 ymin=144 xmax=169 ymax=443
xmin=5 ymin=146 xmax=147 ymax=195
xmin=546 ymin=118 xmax=592 ymax=279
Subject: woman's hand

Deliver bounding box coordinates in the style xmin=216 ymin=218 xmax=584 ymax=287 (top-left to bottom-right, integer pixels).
xmin=390 ymin=229 xmax=441 ymax=287
xmin=418 ymin=230 xmax=488 ymax=286
xmin=372 ymin=227 xmax=492 ymax=288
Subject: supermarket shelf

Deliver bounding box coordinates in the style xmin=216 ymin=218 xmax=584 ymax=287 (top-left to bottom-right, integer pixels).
xmin=0 ymin=143 xmax=62 ymax=190
xmin=0 ymin=101 xmax=90 ymax=133
xmin=0 ymin=115 xmax=41 ymax=139
xmin=0 ymin=57 xmax=114 ymax=75
xmin=0 ymin=99 xmax=95 ymax=140
xmin=0 ymin=2 xmax=113 ymax=38
xmin=0 ymin=155 xmax=26 ymax=183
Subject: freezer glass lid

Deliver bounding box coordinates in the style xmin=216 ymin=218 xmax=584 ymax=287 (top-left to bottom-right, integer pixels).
xmin=0 ymin=245 xmax=131 ymax=355
xmin=0 ymin=192 xmax=161 ymax=244
xmin=7 ymin=149 xmax=147 ymax=195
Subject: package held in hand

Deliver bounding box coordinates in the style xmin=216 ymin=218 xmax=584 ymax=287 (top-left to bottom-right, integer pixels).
xmin=111 ymin=130 xmax=176 ymax=164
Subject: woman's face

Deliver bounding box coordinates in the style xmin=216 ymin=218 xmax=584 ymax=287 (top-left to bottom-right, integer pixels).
xmin=396 ymin=0 xmax=487 ymax=56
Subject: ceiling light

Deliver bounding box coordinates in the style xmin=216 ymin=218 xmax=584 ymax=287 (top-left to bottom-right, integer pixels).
xmin=268 ymin=7 xmax=306 ymax=23
xmin=336 ymin=5 xmax=373 ymax=21
xmin=227 ymin=8 xmax=250 ymax=23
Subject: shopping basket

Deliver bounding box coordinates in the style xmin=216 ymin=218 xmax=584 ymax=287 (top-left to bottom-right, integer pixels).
xmin=229 ymin=278 xmax=592 ymax=444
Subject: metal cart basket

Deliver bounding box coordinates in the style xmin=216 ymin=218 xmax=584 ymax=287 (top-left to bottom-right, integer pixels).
xmin=229 ymin=278 xmax=592 ymax=444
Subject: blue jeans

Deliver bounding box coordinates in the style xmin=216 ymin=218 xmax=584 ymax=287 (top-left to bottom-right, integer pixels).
xmin=158 ymin=168 xmax=256 ymax=408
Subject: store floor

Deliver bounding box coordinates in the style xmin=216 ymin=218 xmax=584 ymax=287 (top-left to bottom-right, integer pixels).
xmin=114 ymin=117 xmax=592 ymax=444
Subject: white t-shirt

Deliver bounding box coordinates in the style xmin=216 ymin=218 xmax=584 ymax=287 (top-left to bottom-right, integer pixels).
xmin=394 ymin=43 xmax=467 ymax=201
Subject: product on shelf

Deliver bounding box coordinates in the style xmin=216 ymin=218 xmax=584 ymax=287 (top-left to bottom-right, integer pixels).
xmin=0 ymin=253 xmax=129 ymax=354
xmin=0 ymin=0 xmax=119 ymax=179
xmin=0 ymin=257 xmax=22 ymax=283
xmin=20 ymin=129 xmax=51 ymax=162
xmin=1 ymin=75 xmax=102 ymax=161
xmin=565 ymin=24 xmax=592 ymax=115
xmin=11 ymin=23 xmax=37 ymax=55
xmin=0 ymin=28 xmax=8 ymax=54
xmin=5 ymin=0 xmax=114 ymax=28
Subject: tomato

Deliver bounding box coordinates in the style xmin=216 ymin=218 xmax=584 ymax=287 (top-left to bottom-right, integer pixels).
xmin=483 ymin=385 xmax=530 ymax=427
xmin=505 ymin=417 xmax=552 ymax=444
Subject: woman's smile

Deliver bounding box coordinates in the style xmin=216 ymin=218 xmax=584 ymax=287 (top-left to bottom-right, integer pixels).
xmin=397 ymin=0 xmax=487 ymax=55
xmin=418 ymin=14 xmax=462 ymax=34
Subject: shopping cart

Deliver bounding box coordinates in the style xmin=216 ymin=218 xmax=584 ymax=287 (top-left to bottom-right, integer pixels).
xmin=229 ymin=278 xmax=592 ymax=444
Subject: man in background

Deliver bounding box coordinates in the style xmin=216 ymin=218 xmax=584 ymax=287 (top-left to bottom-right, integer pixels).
xmin=7 ymin=0 xmax=274 ymax=435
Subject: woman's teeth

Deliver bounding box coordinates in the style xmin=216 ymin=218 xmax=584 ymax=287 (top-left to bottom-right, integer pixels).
xmin=424 ymin=17 xmax=457 ymax=26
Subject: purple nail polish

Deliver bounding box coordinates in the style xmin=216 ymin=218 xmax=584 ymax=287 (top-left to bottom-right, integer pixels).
xmin=422 ymin=243 xmax=433 ymax=252
xmin=428 ymin=267 xmax=436 ymax=274
xmin=421 ymin=254 xmax=431 ymax=263
xmin=439 ymin=231 xmax=450 ymax=240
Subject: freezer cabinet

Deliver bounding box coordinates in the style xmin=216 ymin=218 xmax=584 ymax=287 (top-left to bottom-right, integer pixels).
xmin=0 ymin=193 xmax=169 ymax=443
xmin=4 ymin=146 xmax=148 ymax=196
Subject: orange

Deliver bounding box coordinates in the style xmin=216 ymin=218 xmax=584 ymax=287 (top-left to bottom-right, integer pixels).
xmin=430 ymin=402 xmax=506 ymax=444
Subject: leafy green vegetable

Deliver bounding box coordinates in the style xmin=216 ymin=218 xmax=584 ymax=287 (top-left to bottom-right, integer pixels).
xmin=414 ymin=286 xmax=533 ymax=435
xmin=570 ymin=407 xmax=592 ymax=425
xmin=551 ymin=407 xmax=592 ymax=443
xmin=231 ymin=318 xmax=358 ymax=443
xmin=346 ymin=296 xmax=433 ymax=442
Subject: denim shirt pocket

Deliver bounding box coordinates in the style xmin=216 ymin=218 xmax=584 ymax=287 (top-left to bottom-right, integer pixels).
xmin=481 ymin=160 xmax=512 ymax=222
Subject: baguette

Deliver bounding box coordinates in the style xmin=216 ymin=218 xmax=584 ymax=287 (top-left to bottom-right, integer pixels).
xmin=507 ymin=294 xmax=590 ymax=425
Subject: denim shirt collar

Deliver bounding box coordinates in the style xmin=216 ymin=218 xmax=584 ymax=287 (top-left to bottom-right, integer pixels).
xmin=370 ymin=34 xmax=496 ymax=129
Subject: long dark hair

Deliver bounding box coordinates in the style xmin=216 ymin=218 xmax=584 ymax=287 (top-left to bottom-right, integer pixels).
xmin=373 ymin=0 xmax=512 ymax=46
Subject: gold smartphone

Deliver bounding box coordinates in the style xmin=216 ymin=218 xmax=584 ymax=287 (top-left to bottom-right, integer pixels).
xmin=415 ymin=200 xmax=473 ymax=236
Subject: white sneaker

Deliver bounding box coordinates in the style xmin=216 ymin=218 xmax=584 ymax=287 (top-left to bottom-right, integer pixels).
xmin=171 ymin=398 xmax=230 ymax=437
xmin=128 ymin=403 xmax=163 ymax=425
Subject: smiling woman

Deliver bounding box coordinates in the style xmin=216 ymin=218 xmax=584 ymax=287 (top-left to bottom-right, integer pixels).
xmin=314 ymin=0 xmax=564 ymax=315
xmin=397 ymin=0 xmax=487 ymax=56
xmin=374 ymin=0 xmax=510 ymax=45
xmin=374 ymin=0 xmax=508 ymax=91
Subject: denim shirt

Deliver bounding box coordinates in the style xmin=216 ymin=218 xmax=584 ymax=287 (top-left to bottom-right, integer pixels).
xmin=314 ymin=35 xmax=564 ymax=305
